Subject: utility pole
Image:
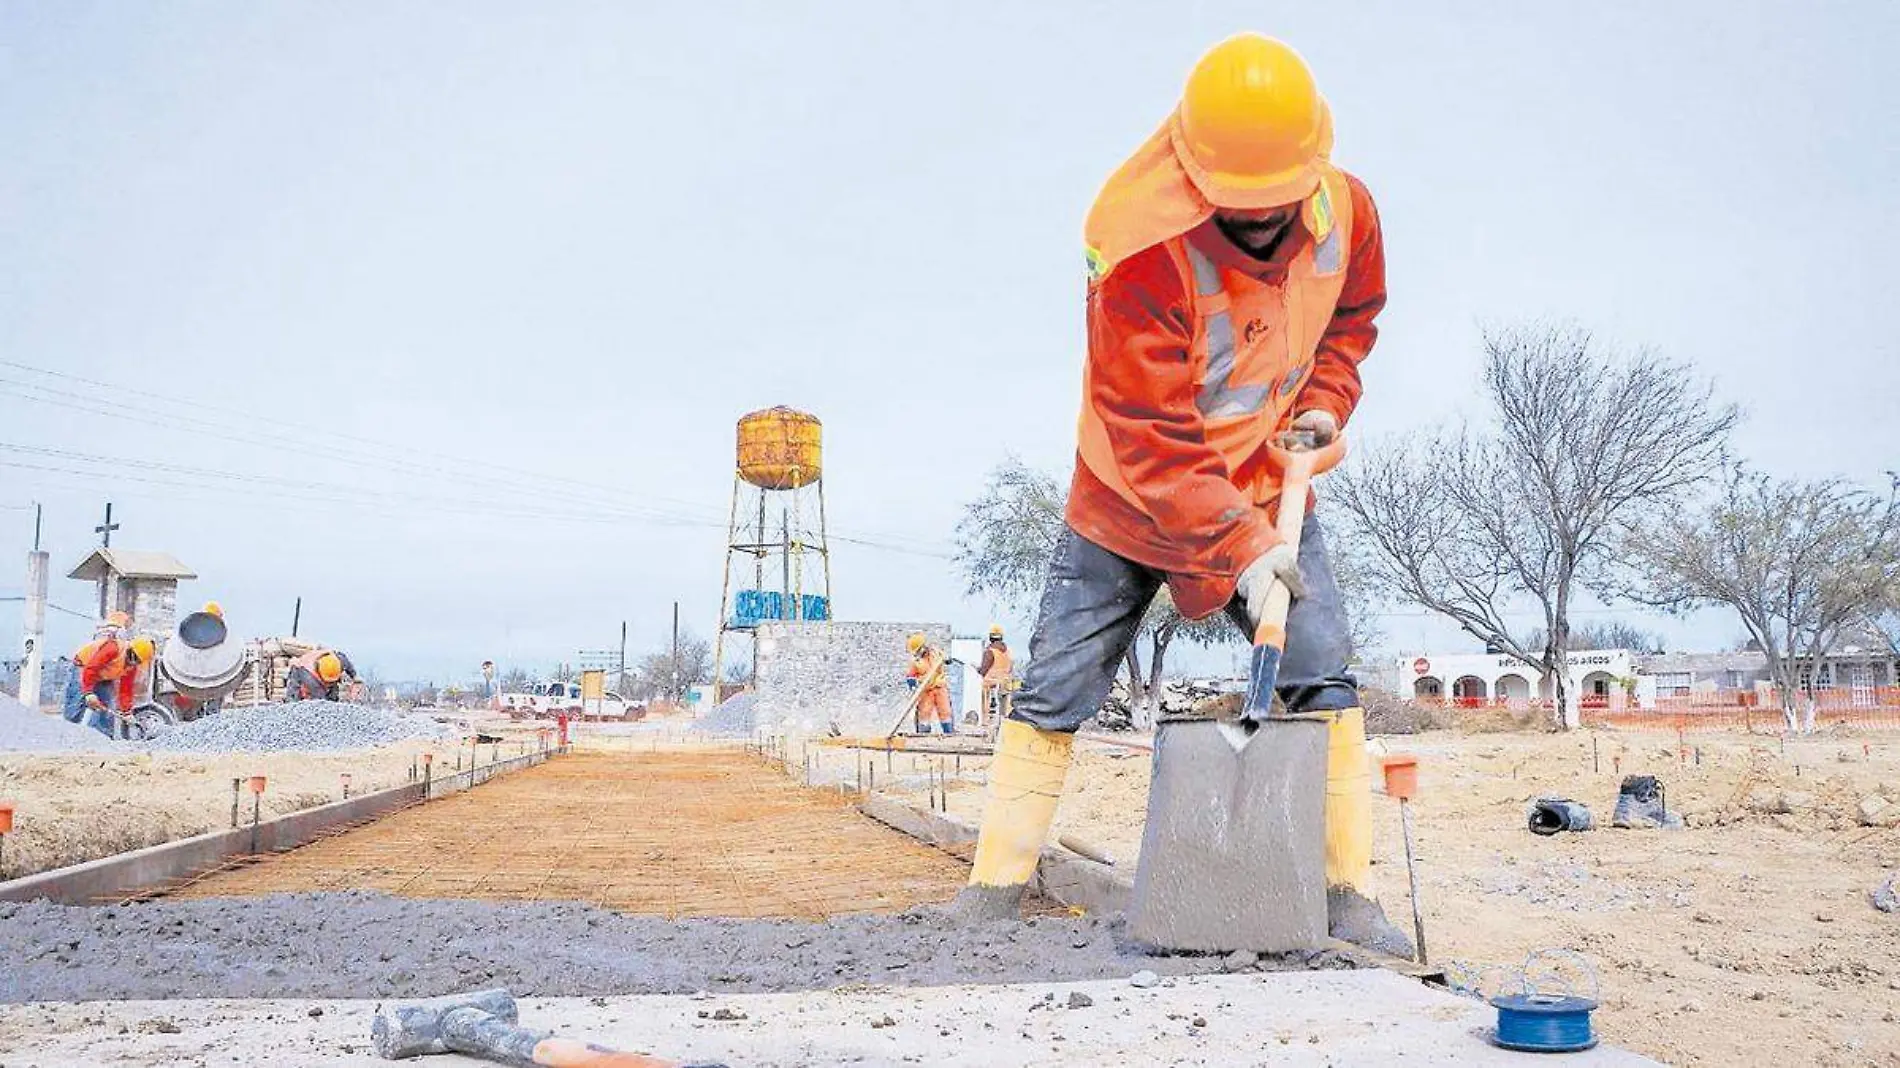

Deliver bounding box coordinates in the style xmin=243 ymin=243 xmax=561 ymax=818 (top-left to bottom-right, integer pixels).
xmin=670 ymin=601 xmax=680 ymax=704
xmin=291 ymin=596 xmax=302 ymax=637
xmin=19 ymin=504 xmax=47 ymax=708
xmin=618 ymin=620 xmax=628 ymax=689
xmin=93 ymin=501 xmax=121 ymax=616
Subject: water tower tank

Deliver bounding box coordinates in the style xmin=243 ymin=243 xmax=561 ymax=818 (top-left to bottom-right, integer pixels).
xmin=736 ymin=407 xmax=822 ymax=490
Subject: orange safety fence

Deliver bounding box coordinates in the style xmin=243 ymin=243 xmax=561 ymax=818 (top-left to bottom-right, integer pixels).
xmin=1419 ymin=686 xmax=1900 ymax=732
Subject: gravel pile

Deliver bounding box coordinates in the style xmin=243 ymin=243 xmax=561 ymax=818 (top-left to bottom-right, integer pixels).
xmin=690 ymin=691 xmax=758 ymax=737
xmin=146 ymin=700 xmax=451 ymax=753
xmin=0 ymin=692 xmax=113 ymax=754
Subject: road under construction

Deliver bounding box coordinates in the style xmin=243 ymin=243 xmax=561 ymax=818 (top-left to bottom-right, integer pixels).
xmin=0 ymin=735 xmax=1658 ymax=1065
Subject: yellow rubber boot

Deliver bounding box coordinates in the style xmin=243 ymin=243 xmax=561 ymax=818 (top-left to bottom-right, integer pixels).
xmin=1325 ymin=706 xmax=1415 ymax=957
xmin=954 ymin=719 xmax=1073 ymax=919
xmin=1324 ymin=706 xmax=1373 ymax=895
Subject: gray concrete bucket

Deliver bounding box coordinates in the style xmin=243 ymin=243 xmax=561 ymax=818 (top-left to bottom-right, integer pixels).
xmin=159 ymin=611 xmax=249 ymax=701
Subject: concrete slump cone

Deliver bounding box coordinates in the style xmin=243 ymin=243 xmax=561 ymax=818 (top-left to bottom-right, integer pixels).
xmin=1129 ymin=718 xmax=1329 ymax=952
xmin=158 ymin=610 xmax=248 ymax=701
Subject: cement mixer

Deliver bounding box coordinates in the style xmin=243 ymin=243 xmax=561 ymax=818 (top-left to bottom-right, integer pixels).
xmin=156 ymin=609 xmax=252 ymax=721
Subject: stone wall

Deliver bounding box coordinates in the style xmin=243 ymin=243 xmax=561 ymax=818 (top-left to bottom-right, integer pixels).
xmin=118 ymin=579 xmax=180 ymax=643
xmin=752 ymin=621 xmax=952 ymax=737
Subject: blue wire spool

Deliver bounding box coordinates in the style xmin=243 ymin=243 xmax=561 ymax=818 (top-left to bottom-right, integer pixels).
xmin=1490 ymin=993 xmax=1599 ymax=1053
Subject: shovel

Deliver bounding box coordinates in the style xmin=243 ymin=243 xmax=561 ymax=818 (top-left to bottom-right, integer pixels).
xmin=1219 ymin=431 xmax=1349 ymax=749
xmin=1127 ymin=431 xmax=1347 ymax=954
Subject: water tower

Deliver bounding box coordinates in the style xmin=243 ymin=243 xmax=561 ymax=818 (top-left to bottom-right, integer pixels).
xmin=713 ymin=406 xmax=832 ymax=689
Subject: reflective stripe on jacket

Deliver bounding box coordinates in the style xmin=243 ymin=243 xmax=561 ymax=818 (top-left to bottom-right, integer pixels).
xmin=1067 ymin=167 xmax=1384 ymax=619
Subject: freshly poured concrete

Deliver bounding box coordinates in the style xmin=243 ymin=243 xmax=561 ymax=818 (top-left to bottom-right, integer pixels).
xmin=0 ymin=971 xmax=1658 ymax=1066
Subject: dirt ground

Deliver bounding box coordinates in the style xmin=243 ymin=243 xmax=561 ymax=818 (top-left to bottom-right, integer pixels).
xmin=879 ymin=726 xmax=1900 ymax=1067
xmin=173 ymin=750 xmax=973 ymax=918
xmin=0 ymin=740 xmax=443 ymax=880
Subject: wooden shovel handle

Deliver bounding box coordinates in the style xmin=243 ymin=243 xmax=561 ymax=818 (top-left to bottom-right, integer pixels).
xmin=1251 ymin=434 xmax=1348 ymax=647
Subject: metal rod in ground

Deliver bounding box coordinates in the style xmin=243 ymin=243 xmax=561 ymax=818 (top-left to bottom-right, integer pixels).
xmin=1399 ymin=797 xmax=1427 ymax=965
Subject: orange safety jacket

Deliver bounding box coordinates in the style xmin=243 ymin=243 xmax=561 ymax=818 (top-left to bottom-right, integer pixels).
xmin=978 ymin=643 xmax=1013 ymax=682
xmin=908 ymin=647 xmax=949 ymax=693
xmin=75 ymin=638 xmax=136 ymax=711
xmin=1067 ymin=120 xmax=1385 ymax=620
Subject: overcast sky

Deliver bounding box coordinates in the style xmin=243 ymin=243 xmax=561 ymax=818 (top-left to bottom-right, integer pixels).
xmin=3 ymin=2 xmax=1894 ymax=682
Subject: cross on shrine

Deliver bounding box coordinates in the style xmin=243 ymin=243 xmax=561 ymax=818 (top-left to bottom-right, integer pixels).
xmin=95 ymin=502 xmax=119 ymax=547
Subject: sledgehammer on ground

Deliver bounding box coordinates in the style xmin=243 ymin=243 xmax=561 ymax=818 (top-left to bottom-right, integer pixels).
xmin=372 ymin=987 xmax=726 ymax=1067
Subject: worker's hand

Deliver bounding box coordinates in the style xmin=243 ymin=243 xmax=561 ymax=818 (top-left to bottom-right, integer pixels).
xmin=83 ymin=694 xmax=107 ymax=712
xmin=1288 ymin=409 xmax=1339 ymax=448
xmin=1236 ymin=543 xmax=1306 ymax=626
xmin=905 ymin=677 xmax=919 ymax=692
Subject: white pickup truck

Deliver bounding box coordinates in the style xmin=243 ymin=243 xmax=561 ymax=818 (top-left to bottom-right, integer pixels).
xmin=498 ymin=681 xmax=642 ymax=721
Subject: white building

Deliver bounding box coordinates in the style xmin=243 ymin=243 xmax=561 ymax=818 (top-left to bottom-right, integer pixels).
xmin=1398 ymin=649 xmax=1638 ymax=708
xmin=1396 ymin=638 xmax=1898 ymax=716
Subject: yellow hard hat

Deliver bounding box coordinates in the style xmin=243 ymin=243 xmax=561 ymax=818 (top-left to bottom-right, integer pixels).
xmin=906 ymin=633 xmax=926 ymax=654
xmin=128 ymin=635 xmax=156 ymax=663
xmin=1176 ymin=34 xmax=1328 ymax=208
xmin=988 ymin=624 xmax=1004 ymax=639
xmin=202 ymin=601 xmax=224 ymax=618
xmin=316 ymin=652 xmax=344 ymax=684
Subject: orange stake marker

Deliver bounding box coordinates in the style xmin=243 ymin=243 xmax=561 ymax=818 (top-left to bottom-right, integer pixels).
xmin=1382 ymin=755 xmax=1427 ymax=964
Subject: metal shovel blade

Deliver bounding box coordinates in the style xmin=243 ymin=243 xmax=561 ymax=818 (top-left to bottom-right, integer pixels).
xmin=1128 ymin=716 xmax=1329 ymax=953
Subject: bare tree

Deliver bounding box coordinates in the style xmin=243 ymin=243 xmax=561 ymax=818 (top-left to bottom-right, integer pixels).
xmin=1333 ymin=322 xmax=1737 ymax=728
xmin=1327 ymin=520 xmax=1387 ymax=655
xmin=1623 ymin=467 xmax=1900 ymax=731
xmin=1522 ymin=621 xmax=1664 ymax=654
xmin=638 ymin=632 xmax=711 ymax=704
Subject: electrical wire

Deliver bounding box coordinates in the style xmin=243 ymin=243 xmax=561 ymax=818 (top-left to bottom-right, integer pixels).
xmin=0 ymin=357 xmax=732 ymax=518
xmin=0 ymin=361 xmax=959 ymax=557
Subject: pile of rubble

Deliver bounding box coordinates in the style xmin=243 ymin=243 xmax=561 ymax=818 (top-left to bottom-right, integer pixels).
xmin=1092 ymin=678 xmax=1234 ymax=731
xmin=146 ymin=700 xmax=450 ymax=753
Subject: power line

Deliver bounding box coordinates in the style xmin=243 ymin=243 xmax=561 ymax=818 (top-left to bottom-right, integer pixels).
xmin=0 ymin=363 xmax=958 ymax=557
xmin=0 ymin=359 xmax=734 ymax=518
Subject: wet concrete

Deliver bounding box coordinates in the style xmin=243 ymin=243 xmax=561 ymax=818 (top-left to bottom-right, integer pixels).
xmin=0 ymin=891 xmax=1351 ymax=1003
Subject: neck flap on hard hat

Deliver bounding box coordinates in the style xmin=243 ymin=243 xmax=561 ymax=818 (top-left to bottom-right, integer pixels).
xmin=1083 ymin=102 xmax=1336 ymax=285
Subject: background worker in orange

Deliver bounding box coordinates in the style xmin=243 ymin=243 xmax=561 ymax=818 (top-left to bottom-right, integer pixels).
xmin=976 ymin=625 xmax=1014 ymax=729
xmin=60 ymin=633 xmax=154 ymax=737
xmin=958 ymin=33 xmax=1408 ymax=954
xmin=285 ymin=648 xmax=357 ymax=702
xmin=904 ymin=632 xmax=954 ymax=736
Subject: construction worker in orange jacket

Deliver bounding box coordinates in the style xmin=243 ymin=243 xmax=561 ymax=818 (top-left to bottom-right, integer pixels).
xmin=905 ymin=633 xmax=954 ymax=736
xmin=959 ymin=34 xmax=1406 ymax=955
xmin=976 ymin=625 xmax=1014 ymax=729
xmin=61 ymin=634 xmax=154 ymax=737
xmin=285 ymin=649 xmax=357 ymax=702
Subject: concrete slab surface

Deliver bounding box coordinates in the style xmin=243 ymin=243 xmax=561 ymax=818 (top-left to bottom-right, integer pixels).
xmin=0 ymin=970 xmax=1656 ymax=1067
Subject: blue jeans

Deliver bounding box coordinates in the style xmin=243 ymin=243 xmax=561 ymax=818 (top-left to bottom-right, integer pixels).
xmin=1009 ymin=514 xmax=1359 ymax=733
xmin=62 ymin=669 xmax=121 ymax=736
xmin=60 ymin=666 xmax=86 ymax=723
